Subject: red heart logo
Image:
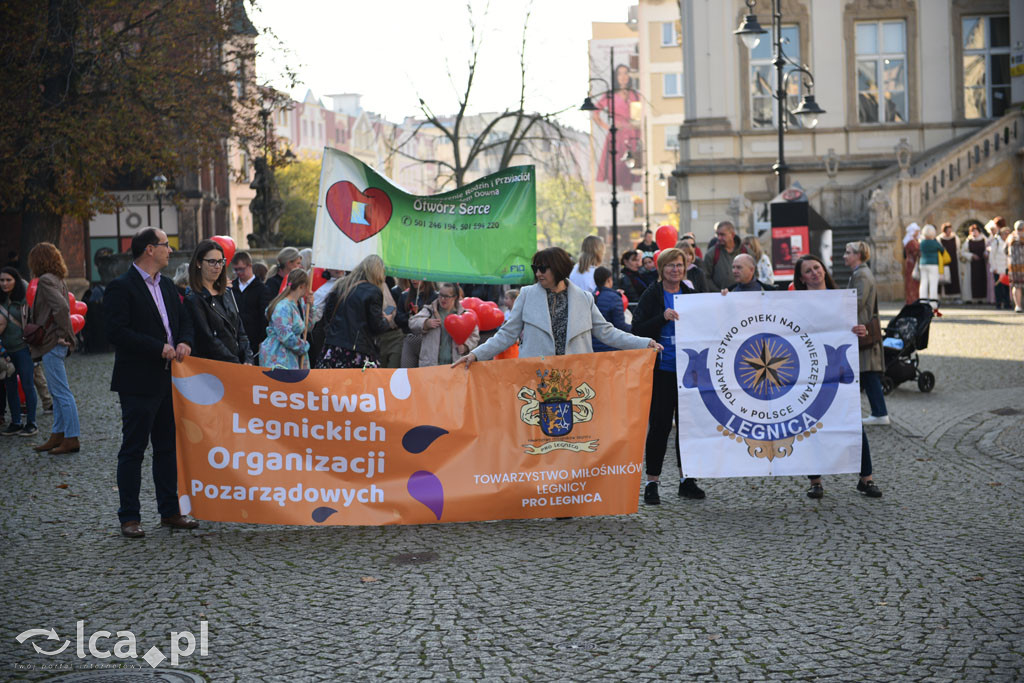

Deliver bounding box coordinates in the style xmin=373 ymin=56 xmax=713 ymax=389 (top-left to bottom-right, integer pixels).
xmin=325 ymin=181 xmax=393 ymax=243
xmin=443 ymin=309 xmax=478 ymax=346
xmin=476 ymin=303 xmax=505 ymax=331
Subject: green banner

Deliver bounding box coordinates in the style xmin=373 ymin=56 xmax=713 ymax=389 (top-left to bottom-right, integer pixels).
xmin=312 ymin=148 xmax=536 ymax=285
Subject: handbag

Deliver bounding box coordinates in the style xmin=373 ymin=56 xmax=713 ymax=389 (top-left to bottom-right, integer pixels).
xmin=859 ymin=297 xmax=882 ymax=350
xmin=23 ymin=311 xmax=53 ymax=347
xmin=938 ymin=248 xmax=951 ymax=283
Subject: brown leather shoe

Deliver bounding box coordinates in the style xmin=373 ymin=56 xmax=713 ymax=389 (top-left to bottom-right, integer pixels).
xmin=34 ymin=432 xmax=63 ymax=452
xmin=50 ymin=437 xmax=80 ymax=454
xmin=160 ymin=514 xmax=199 ymax=530
xmin=120 ymin=521 xmax=145 ymax=538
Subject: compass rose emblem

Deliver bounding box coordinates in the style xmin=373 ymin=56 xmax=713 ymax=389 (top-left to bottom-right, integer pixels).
xmin=734 ymin=333 xmax=798 ymax=401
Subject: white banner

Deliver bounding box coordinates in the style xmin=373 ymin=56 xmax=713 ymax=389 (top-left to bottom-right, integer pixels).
xmin=675 ymin=290 xmax=861 ymax=478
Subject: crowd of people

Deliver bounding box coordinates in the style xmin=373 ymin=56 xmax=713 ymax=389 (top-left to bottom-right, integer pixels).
xmin=15 ymin=215 xmax=986 ymax=535
xmin=902 ymin=217 xmax=1024 ymax=311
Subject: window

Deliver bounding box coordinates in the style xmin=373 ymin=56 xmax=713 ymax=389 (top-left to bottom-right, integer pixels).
xmin=663 ymin=73 xmax=683 ymax=98
xmin=749 ymin=26 xmax=801 ymax=129
xmin=963 ymin=15 xmax=1010 ymax=119
xmin=855 ymin=21 xmax=907 ymax=124
xmin=661 ymin=21 xmax=680 ymax=47
xmin=664 ymin=126 xmax=679 ymax=150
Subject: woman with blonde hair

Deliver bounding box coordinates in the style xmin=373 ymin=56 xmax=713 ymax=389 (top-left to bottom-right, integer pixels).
xmin=259 ymin=268 xmax=311 ymax=369
xmin=568 ymin=234 xmax=606 ymax=294
xmin=741 ymin=235 xmax=774 ymax=286
xmin=317 ymin=255 xmax=394 ymax=369
xmin=262 ymin=246 xmax=302 ymax=305
xmin=27 ymin=243 xmax=81 ymax=454
xmin=409 ymin=283 xmax=479 ymax=367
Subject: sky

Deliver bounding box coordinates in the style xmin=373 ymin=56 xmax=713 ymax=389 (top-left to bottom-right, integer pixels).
xmin=252 ymin=0 xmax=636 ymax=131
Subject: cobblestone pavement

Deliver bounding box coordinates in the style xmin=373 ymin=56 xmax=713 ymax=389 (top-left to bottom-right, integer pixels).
xmin=1 ymin=303 xmax=1022 ymax=681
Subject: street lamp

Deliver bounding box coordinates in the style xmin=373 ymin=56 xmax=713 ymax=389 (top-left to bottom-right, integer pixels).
xmin=581 ymin=46 xmax=625 ymax=281
xmin=151 ymin=173 xmax=167 ymax=231
xmin=734 ymin=0 xmax=826 ymax=194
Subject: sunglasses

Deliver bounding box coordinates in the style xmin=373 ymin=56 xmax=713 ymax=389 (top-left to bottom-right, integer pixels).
xmin=531 ymin=264 xmax=550 ymax=274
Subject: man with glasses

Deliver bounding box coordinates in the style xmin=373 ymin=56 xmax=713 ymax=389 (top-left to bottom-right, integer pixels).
xmin=704 ymin=220 xmax=745 ymax=290
xmin=104 ymin=227 xmax=197 ymax=538
xmin=230 ymin=250 xmax=267 ymax=354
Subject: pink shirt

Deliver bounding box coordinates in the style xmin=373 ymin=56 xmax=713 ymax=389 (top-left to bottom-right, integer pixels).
xmin=132 ymin=263 xmax=174 ymax=346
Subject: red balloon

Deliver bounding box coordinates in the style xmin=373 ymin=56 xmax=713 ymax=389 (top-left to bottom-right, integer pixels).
xmin=311 ymin=267 xmax=329 ymax=292
xmin=621 ymin=293 xmax=629 ymax=311
xmin=443 ymin=309 xmax=478 ymax=345
xmin=73 ymin=300 xmax=88 ymax=316
xmin=652 ymin=249 xmax=662 ymax=264
xmin=787 ymin=281 xmax=796 ymax=291
xmin=476 ymin=303 xmax=505 ymax=331
xmin=26 ymin=278 xmax=38 ymax=307
xmin=68 ymin=292 xmax=77 ymax=308
xmin=655 ymin=224 xmax=679 ymax=251
xmin=211 ymin=235 xmax=236 ymax=264
xmin=70 ymin=314 xmax=85 ymax=334
xmin=460 ymin=297 xmax=483 ymax=311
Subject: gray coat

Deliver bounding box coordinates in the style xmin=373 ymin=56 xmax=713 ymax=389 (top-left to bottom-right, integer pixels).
xmin=850 ymin=264 xmax=883 ymax=373
xmin=408 ymin=301 xmax=479 ymax=367
xmin=472 ymin=281 xmax=651 ymax=360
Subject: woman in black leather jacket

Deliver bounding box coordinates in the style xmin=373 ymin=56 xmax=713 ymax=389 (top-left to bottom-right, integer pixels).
xmin=184 ymin=240 xmax=253 ymax=364
xmin=316 ymin=255 xmax=394 ymax=369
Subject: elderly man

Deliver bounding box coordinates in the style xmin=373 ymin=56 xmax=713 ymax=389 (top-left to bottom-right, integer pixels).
xmin=703 ymin=221 xmax=744 ymax=289
xmin=724 ymin=254 xmax=770 ymax=292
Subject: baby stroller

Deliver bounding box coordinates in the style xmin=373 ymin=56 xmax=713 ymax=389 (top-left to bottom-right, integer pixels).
xmin=880 ymin=299 xmax=936 ymax=395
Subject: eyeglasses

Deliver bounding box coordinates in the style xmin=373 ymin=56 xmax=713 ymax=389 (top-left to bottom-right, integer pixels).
xmin=531 ymin=264 xmax=549 ymax=274
xmin=438 ymin=293 xmax=455 ymax=300
xmin=663 ymin=263 xmax=685 ymax=270
xmin=154 ymin=241 xmax=171 ymax=250
xmin=202 ymin=258 xmax=227 ymax=266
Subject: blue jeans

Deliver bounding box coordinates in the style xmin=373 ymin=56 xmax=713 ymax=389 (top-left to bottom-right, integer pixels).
xmin=4 ymin=347 xmax=37 ymax=426
xmin=41 ymin=345 xmax=80 ymax=438
xmin=861 ymin=371 xmax=888 ymax=417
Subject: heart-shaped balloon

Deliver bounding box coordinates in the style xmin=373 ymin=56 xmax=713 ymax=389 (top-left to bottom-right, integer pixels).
xmin=325 ymin=181 xmax=393 ymax=243
xmin=73 ymin=300 xmax=88 ymax=316
xmin=26 ymin=279 xmax=38 ymax=307
xmin=211 ymin=235 xmax=236 ymax=263
xmin=443 ymin=309 xmax=478 ymax=346
xmin=460 ymin=297 xmax=483 ymax=311
xmin=621 ymin=293 xmax=629 ymax=311
xmin=655 ymin=224 xmax=678 ymax=251
xmin=70 ymin=314 xmax=85 ymax=334
xmin=311 ymin=267 xmax=329 ymax=292
xmin=476 ymin=303 xmax=504 ymax=331
xmin=68 ymin=292 xmax=77 ymax=309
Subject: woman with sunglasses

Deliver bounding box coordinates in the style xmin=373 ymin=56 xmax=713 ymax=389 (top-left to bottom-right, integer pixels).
xmin=184 ymin=240 xmax=253 ymax=364
xmin=452 ymin=247 xmax=661 ymax=368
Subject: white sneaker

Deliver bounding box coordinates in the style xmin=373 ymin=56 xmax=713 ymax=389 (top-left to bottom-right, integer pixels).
xmin=862 ymin=415 xmax=891 ymax=426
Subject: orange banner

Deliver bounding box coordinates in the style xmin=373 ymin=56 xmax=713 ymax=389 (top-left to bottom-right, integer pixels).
xmin=171 ymin=351 xmax=655 ymax=525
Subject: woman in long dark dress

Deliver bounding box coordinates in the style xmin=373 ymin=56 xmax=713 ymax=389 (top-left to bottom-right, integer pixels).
xmin=938 ymin=222 xmax=960 ymax=301
xmin=961 ymin=223 xmax=989 ymax=302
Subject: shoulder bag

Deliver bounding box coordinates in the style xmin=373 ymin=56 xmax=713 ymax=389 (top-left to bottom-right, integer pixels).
xmin=859 ymin=296 xmax=882 ymax=350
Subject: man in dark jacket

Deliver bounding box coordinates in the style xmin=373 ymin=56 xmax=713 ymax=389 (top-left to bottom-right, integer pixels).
xmin=104 ymin=228 xmax=198 ymax=538
xmin=703 ymin=221 xmax=745 ymax=289
xmin=726 ymin=254 xmax=771 ymax=292
xmin=230 ymin=250 xmax=267 ymax=354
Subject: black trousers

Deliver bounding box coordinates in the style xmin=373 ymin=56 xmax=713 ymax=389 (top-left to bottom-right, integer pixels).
xmin=116 ymin=385 xmax=181 ymax=523
xmin=645 ymin=368 xmax=683 ymax=478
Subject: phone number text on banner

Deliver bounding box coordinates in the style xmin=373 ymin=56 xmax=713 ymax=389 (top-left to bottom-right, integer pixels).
xmin=311 ymin=148 xmax=536 ymax=284
xmin=171 ymin=351 xmax=655 ymax=525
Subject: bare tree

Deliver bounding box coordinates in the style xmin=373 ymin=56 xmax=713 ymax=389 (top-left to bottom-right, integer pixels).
xmin=387 ymin=2 xmax=582 ymax=190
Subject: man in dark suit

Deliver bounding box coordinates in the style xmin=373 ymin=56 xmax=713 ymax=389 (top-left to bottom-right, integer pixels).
xmin=229 ymin=250 xmax=267 ymax=355
xmin=104 ymin=228 xmax=198 ymax=538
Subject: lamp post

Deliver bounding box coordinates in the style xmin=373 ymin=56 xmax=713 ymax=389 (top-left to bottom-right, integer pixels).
xmin=581 ymin=47 xmax=623 ymax=281
xmin=734 ymin=0 xmax=825 ymax=195
xmin=151 ymin=173 xmax=167 ymax=231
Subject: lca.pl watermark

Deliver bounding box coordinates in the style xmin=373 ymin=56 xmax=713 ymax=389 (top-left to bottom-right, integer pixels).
xmin=16 ymin=620 xmax=208 ymax=668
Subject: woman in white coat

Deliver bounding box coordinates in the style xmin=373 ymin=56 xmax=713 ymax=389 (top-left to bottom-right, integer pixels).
xmin=453 ymin=247 xmax=661 ymax=368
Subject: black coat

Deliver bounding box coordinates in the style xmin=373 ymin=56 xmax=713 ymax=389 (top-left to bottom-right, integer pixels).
xmin=632 ymin=280 xmax=695 ymax=341
xmin=261 ymin=273 xmax=284 ymax=313
xmin=323 ymin=282 xmax=391 ymax=358
xmin=104 ymin=266 xmax=194 ymax=395
xmin=185 ymin=288 xmax=253 ymax=364
xmin=231 ymin=277 xmax=267 ymax=353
